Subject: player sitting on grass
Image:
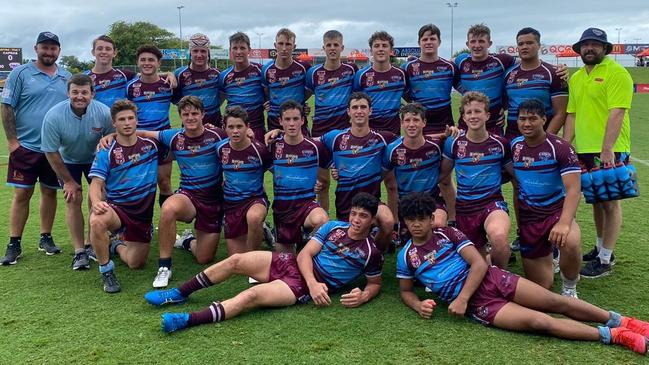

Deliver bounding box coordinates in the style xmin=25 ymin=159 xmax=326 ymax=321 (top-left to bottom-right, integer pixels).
xmin=396 ymin=192 xmax=649 ymax=356
xmin=144 ymin=193 xmax=383 ymax=333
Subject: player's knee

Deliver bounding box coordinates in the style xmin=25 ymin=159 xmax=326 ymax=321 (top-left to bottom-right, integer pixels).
xmin=489 ymin=230 xmax=509 ymax=245
xmin=242 ymin=287 xmax=261 ymax=306
xmin=159 ymin=204 xmax=178 ymax=222
xmin=13 ymin=188 xmax=34 ymax=202
xmin=246 ymin=209 xmax=265 ymax=225
xmin=194 ymin=253 xmax=213 ymax=265
xmin=527 ymin=314 xmax=554 ymax=332
xmin=228 ymin=253 xmax=243 ymax=270
xmin=89 ymin=215 xmax=108 ymax=232
xmin=127 ymin=258 xmax=146 ymax=270
xmin=600 ymin=201 xmax=620 ymax=214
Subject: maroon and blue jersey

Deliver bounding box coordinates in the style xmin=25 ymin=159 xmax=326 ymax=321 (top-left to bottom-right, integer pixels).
xmin=85 ymin=68 xmax=136 ymax=107
xmin=396 ymin=227 xmax=473 ymax=302
xmin=262 ymin=60 xmax=310 ymax=131
xmin=503 ymin=62 xmax=568 ymax=136
xmin=217 ymin=63 xmax=265 ymax=131
xmin=312 ymin=221 xmax=383 ymax=291
xmin=270 ymin=136 xmax=330 ymax=209
xmin=158 ymin=127 xmax=227 ymax=202
xmin=455 ymin=53 xmax=516 ymax=130
xmin=216 ymin=140 xmax=272 ymax=203
xmin=88 ymin=137 xmax=158 ymax=218
xmin=383 ymin=136 xmax=444 ymax=198
xmin=402 ymin=57 xmax=460 ymax=133
xmin=305 ymin=62 xmax=357 ymax=137
xmin=173 ymin=66 xmax=222 ymax=127
xmin=353 ymin=65 xmax=407 ymax=135
xmin=126 ymin=77 xmax=173 ymax=131
xmin=511 ymin=134 xmax=580 ymax=220
xmin=443 ymin=133 xmax=512 ymax=213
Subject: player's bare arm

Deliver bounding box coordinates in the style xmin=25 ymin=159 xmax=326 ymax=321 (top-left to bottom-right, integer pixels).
xmin=549 ymin=172 xmax=581 ymax=247
xmin=1 ymin=104 xmax=19 ymax=152
xmin=450 ymin=244 xmax=488 ymax=316
xmin=399 ymin=278 xmax=436 ymax=319
xmin=297 ymin=239 xmax=330 ymax=306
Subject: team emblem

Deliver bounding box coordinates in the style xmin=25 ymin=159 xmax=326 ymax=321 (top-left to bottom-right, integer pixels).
xmin=275 ymin=142 xmax=284 ymax=159
xmin=423 ymin=250 xmax=437 ymax=265
xmin=328 ymin=228 xmax=346 ymax=242
xmin=128 ymin=153 xmax=141 ymax=162
xmin=533 ymin=74 xmax=544 ymax=80
xmin=470 ymin=152 xmax=484 ymax=163
xmin=457 ymin=140 xmax=467 ymax=159
xmin=144 ymin=91 xmax=155 ymax=101
xmin=176 ymin=135 xmax=185 ymax=150
xmin=221 ymin=147 xmax=231 ymax=164
xmin=279 ymin=77 xmax=289 ymax=86
xmin=339 ymin=134 xmax=350 ymax=151
xmin=411 ymin=63 xmax=420 ymax=76
xmin=99 ymin=79 xmax=111 ymax=88
xmin=396 ymin=148 xmax=407 ymax=166
xmin=235 ymin=77 xmax=245 ymax=86
xmin=366 ymin=72 xmax=375 ymax=87
xmin=286 ymin=154 xmax=298 ymax=165
xmin=233 ymin=160 xmax=243 ymax=170
xmin=523 ymin=156 xmax=534 ymax=168
xmin=489 ymin=146 xmax=502 ymax=155
xmin=410 ymin=158 xmax=422 ymax=168
xmin=513 ymin=143 xmax=524 ymax=162
xmin=377 ymin=80 xmax=388 ymax=89
xmin=303 ymin=149 xmax=314 ymax=158
xmin=13 ymin=171 xmax=24 ymax=181
xmin=114 ymin=147 xmax=125 ymax=165
xmin=516 ymin=78 xmax=528 ymax=87
xmin=132 ymin=87 xmax=141 ymax=98
xmin=408 ymin=247 xmax=421 ymax=268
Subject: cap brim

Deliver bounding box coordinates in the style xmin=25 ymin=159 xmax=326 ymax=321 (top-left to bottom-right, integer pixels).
xmin=572 ymin=38 xmax=612 ymax=55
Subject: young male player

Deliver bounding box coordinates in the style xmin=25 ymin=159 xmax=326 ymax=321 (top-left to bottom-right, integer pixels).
xmin=441 ymin=92 xmax=511 ymax=268
xmin=270 ymin=100 xmax=330 ymax=253
xmin=85 ymin=35 xmax=136 ymax=108
xmin=396 ymin=192 xmax=649 ymax=356
xmin=510 ymin=99 xmax=581 ymax=297
xmin=88 ymin=100 xmax=158 ymax=293
xmin=262 ymin=28 xmax=311 ymax=133
xmin=217 ymin=106 xmax=272 ymax=254
xmin=217 ymin=32 xmax=266 ymax=141
xmin=144 ymin=193 xmax=383 ymax=333
xmin=126 ymin=45 xmax=174 ymax=206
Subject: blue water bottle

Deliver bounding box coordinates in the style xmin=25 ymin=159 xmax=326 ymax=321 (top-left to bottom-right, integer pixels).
xmin=581 ymin=167 xmax=596 ymax=203
xmin=603 ymin=165 xmax=621 ymax=199
xmin=590 ymin=167 xmax=608 ymax=201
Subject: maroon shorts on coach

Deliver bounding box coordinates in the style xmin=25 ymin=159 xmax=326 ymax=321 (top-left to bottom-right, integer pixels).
xmin=7 ymin=146 xmax=60 ymax=189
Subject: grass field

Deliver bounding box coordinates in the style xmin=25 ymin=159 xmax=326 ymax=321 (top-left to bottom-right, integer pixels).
xmin=1 ymin=68 xmax=649 ymax=364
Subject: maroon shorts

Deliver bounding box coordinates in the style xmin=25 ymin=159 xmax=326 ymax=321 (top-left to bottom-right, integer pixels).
xmin=177 ymin=189 xmax=224 ymax=234
xmin=6 ymin=146 xmax=60 ymax=189
xmin=110 ymin=203 xmax=154 ymax=243
xmin=456 ymin=200 xmax=508 ymax=249
xmin=223 ymin=197 xmax=268 ymax=239
xmin=577 ymin=152 xmax=630 ymax=170
xmin=518 ymin=210 xmax=561 ymax=259
xmin=268 ymin=252 xmax=310 ymax=303
xmin=467 ymin=266 xmax=520 ymax=325
xmin=398 ymin=194 xmax=447 ymax=243
xmin=273 ymin=200 xmax=321 ymax=245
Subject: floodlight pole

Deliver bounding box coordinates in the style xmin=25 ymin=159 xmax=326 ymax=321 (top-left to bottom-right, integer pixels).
xmin=615 ymin=27 xmax=621 ymax=61
xmin=446 ymin=2 xmax=459 ymax=57
xmin=178 ymin=5 xmax=185 ymax=66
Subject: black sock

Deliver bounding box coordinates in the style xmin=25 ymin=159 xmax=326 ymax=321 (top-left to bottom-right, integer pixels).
xmin=159 ymin=257 xmax=172 ymax=269
xmin=182 ymin=237 xmax=193 ymax=250
xmin=9 ymin=236 xmax=21 ymax=247
xmin=158 ymin=194 xmax=171 ymax=207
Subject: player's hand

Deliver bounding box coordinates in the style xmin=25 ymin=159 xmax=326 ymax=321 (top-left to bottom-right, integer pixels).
xmin=445 ymin=125 xmax=461 ymax=139
xmin=63 ymin=181 xmax=82 ymax=203
xmin=97 ymin=133 xmax=116 ymax=150
xmin=246 ymin=128 xmax=256 ymax=140
xmin=264 ymin=129 xmax=281 ymax=145
xmin=600 ymin=149 xmax=615 ymax=167
xmin=263 ymin=101 xmax=271 ymax=112
xmin=330 ymin=168 xmax=339 ymax=180
xmin=556 ymin=64 xmax=570 ymax=82
xmin=8 ymin=139 xmax=20 ymax=154
xmin=417 ymin=299 xmax=436 ymax=319
xmin=448 ymin=297 xmax=467 ymax=317
xmin=314 ymin=180 xmax=323 ymax=193
xmin=161 ymin=72 xmax=178 ymax=89
xmin=340 ymin=287 xmax=366 ymax=308
xmin=549 ymin=222 xmax=571 ymax=247
xmin=91 ymin=201 xmax=111 ymax=215
xmin=204 ymin=123 xmax=215 ymax=129
xmin=308 ymin=282 xmax=331 ymax=307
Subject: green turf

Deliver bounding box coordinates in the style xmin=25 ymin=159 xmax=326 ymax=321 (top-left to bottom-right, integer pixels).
xmin=1 ymin=69 xmax=648 ymax=364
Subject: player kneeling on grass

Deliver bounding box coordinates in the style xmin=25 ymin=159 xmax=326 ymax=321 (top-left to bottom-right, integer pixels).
xmin=144 ymin=193 xmax=383 ymax=333
xmin=397 ymin=192 xmax=649 ymax=355
xmin=511 ymin=99 xmax=582 ymax=297
xmin=88 ymin=100 xmax=158 ymax=293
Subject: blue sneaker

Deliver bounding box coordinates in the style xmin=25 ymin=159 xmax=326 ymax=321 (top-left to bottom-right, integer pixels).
xmin=144 ymin=288 xmax=186 ymax=306
xmin=161 ymin=312 xmax=189 ymax=333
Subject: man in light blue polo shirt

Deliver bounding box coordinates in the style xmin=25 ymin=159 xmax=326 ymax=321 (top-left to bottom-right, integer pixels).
xmin=1 ymin=31 xmax=71 ymax=265
xmin=41 ymin=74 xmax=114 ymax=270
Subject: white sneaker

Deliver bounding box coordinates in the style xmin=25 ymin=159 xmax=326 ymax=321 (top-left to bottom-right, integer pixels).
xmin=248 ymin=277 xmax=259 ymax=284
xmin=174 ymin=229 xmax=195 ymax=250
xmin=561 ymin=286 xmax=578 ymax=299
xmin=153 ymin=267 xmax=172 ymax=288
xmin=552 ymin=252 xmax=561 ymax=274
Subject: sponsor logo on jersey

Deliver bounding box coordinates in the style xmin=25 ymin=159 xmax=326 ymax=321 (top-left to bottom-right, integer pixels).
xmin=410 ymin=158 xmax=423 ymax=168
xmin=144 ymin=91 xmax=155 ymax=100
xmin=538 ymin=151 xmax=552 ymax=161
xmin=470 ymin=152 xmax=484 ymax=163
xmin=286 ymin=154 xmax=298 ymax=164
xmin=328 ymin=228 xmax=346 ymax=242
xmin=423 ymin=250 xmax=437 ymax=265
xmin=523 ymin=156 xmax=534 ymax=167
xmin=533 ymin=73 xmax=544 ymax=80
xmin=128 ymin=153 xmax=141 ymax=162
xmin=488 ymin=146 xmax=502 ymax=155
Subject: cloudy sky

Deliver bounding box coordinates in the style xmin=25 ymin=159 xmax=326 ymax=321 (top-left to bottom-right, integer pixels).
xmin=1 ymin=0 xmax=648 ymax=61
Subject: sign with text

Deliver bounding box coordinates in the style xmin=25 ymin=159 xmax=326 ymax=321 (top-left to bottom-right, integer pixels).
xmin=0 ymin=48 xmax=22 ymax=71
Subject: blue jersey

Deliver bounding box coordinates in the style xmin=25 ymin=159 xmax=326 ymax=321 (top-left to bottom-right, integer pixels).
xmin=511 ymin=134 xmax=580 ymax=219
xmin=353 ymin=65 xmax=407 ymax=135
xmin=173 ymin=66 xmax=222 ymax=126
xmin=312 ymin=221 xmax=383 ymax=291
xmin=217 ymin=140 xmax=272 ymax=203
xmin=159 ymin=127 xmax=227 ymax=201
xmin=217 ymin=63 xmax=265 ymax=130
xmin=396 ymin=227 xmax=473 ymax=302
xmin=443 ymin=133 xmax=512 ymax=212
xmin=383 ymin=136 xmax=444 ymax=198
xmin=126 ymin=77 xmax=173 ymax=131
xmin=262 ymin=60 xmax=310 ymax=130
xmin=85 ymin=68 xmax=136 ymax=108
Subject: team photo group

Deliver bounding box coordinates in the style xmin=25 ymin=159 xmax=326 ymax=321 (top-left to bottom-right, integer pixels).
xmin=1 ymin=19 xmax=647 ymax=356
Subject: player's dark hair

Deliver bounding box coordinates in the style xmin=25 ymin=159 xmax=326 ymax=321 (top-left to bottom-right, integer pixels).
xmin=223 ymin=105 xmax=249 ymax=126
xmin=418 ymin=24 xmax=441 ymax=42
xmin=177 ymin=95 xmax=205 ymax=114
xmin=400 ymin=103 xmax=426 ymax=120
xmin=460 ymin=91 xmax=490 ymax=114
xmin=92 ymin=35 xmax=116 ymax=50
xmin=323 ymin=30 xmax=343 ymax=42
xmin=351 ymin=193 xmax=379 ymax=217
xmin=280 ymin=100 xmax=304 ymax=119
xmin=399 ymin=192 xmax=436 ymax=220
xmin=516 ymin=27 xmax=541 ymax=44
xmin=136 ymin=45 xmax=162 ymax=60
xmin=276 ymin=28 xmax=296 ymax=42
xmin=518 ymin=98 xmax=546 ymax=119
xmin=348 ymin=91 xmax=372 ymax=108
xmin=229 ymin=32 xmax=251 ymax=47
xmin=368 ymin=31 xmax=394 ymax=48
xmin=467 ymin=23 xmax=491 ymax=40
xmin=110 ymin=99 xmax=138 ymax=120
xmin=67 ymin=73 xmax=95 ymax=93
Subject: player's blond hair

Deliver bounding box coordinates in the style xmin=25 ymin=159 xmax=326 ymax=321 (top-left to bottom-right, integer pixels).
xmin=460 ymin=92 xmax=490 ymax=114
xmin=467 ymin=23 xmax=491 ymax=40
xmin=276 ymin=28 xmax=296 ymax=42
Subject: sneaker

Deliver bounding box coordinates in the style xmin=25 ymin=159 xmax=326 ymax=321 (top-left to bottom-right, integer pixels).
xmin=153 ymin=267 xmax=172 ymax=288
xmin=580 ymin=259 xmax=612 ymax=278
xmin=611 ymin=327 xmax=648 ymax=355
xmin=174 ymin=229 xmax=194 ymax=250
xmin=144 ymin=288 xmax=186 ymax=306
xmin=72 ymin=251 xmax=90 ymax=270
xmin=621 ymin=317 xmax=649 ymax=338
xmin=582 ymin=247 xmax=616 ymax=265
xmin=38 ymin=236 xmax=61 ymax=255
xmin=85 ymin=245 xmax=97 ymax=262
xmin=248 ymin=277 xmax=259 ymax=284
xmin=510 ymin=237 xmax=521 ymax=252
xmin=1 ymin=243 xmax=22 ymax=265
xmin=553 ymin=250 xmax=561 ymax=274
xmin=262 ymin=222 xmax=275 ymax=249
xmin=101 ymin=270 xmax=121 ymax=294
xmin=560 ymin=286 xmax=578 ymax=299
xmin=161 ymin=312 xmax=189 ymax=333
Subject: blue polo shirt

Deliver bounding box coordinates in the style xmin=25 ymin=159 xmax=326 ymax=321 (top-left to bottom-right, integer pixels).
xmin=41 ymin=99 xmax=114 ymax=164
xmin=1 ymin=62 xmax=71 ymax=152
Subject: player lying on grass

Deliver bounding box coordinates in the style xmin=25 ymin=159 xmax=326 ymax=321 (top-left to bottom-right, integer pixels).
xmin=144 ymin=193 xmax=384 ymax=333
xmin=396 ymin=192 xmax=649 ymax=355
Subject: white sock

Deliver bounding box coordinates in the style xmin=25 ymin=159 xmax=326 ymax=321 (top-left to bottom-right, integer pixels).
xmin=561 ymin=272 xmax=579 ymax=289
xmin=596 ymin=237 xmax=603 ymax=251
xmin=598 ymin=247 xmax=613 ymax=264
